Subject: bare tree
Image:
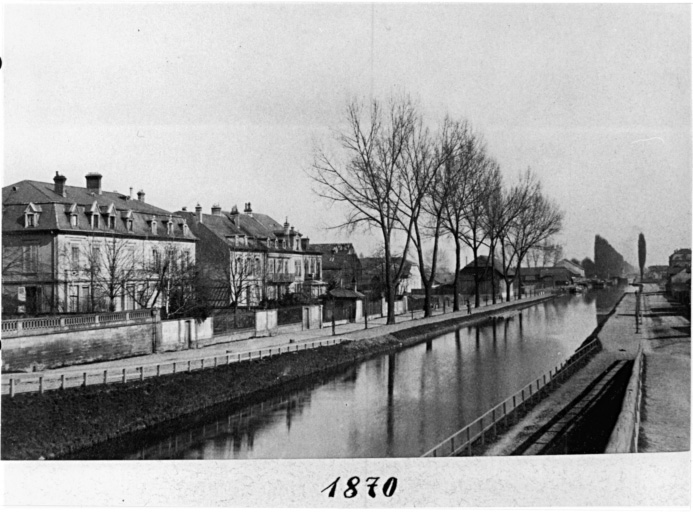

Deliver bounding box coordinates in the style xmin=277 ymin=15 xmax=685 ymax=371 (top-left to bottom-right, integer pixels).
xmin=310 ymin=97 xmax=417 ymax=324
xmin=457 ymin=148 xmax=497 ymax=308
xmin=438 ymin=120 xmax=480 ymax=311
xmin=83 ymin=235 xmax=137 ymax=312
xmin=397 ymin=115 xmax=452 ymax=317
xmin=505 ymin=172 xmax=564 ymax=298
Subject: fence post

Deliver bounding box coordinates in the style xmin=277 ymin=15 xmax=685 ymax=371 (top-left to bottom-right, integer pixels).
xmin=503 ymin=402 xmax=507 ymax=428
xmin=83 ymin=372 xmax=88 ymax=387
xmin=61 ymin=374 xmax=65 ymax=390
xmin=104 ymin=370 xmax=108 ymax=384
xmin=10 ymin=378 xmax=14 ymax=397
xmin=39 ymin=376 xmax=44 ymax=394
xmin=214 ymin=357 xmax=217 ymax=368
xmin=201 ymin=358 xmax=205 ymax=370
xmin=227 ymin=355 xmax=230 ymax=365
xmin=467 ymin=428 xmax=472 ymax=456
xmin=140 ymin=367 xmax=144 ymax=381
xmin=492 ymin=409 xmax=497 ymax=438
xmin=156 ymin=365 xmax=160 ymax=377
xmin=480 ymin=417 xmax=485 ymax=445
xmin=122 ymin=368 xmax=127 ymax=383
xmin=173 ymin=362 xmax=177 ymax=374
xmin=331 ymin=299 xmax=336 ymax=336
xmin=365 ymin=298 xmax=369 ymax=329
xmin=187 ymin=360 xmax=191 ymax=372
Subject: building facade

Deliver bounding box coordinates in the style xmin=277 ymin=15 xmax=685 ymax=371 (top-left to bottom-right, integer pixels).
xmin=179 ymin=203 xmax=325 ymax=307
xmin=311 ymin=243 xmax=362 ymax=290
xmin=2 ymin=173 xmax=196 ymax=317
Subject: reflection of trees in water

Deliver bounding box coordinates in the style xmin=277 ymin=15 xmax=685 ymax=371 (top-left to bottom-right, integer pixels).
xmin=592 ymin=286 xmax=626 ymax=312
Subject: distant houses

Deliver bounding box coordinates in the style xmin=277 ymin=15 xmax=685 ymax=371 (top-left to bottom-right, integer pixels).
xmin=666 ymin=248 xmax=691 ymax=305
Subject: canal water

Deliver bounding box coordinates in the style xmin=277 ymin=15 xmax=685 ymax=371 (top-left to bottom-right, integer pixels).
xmin=114 ymin=291 xmax=618 ymax=459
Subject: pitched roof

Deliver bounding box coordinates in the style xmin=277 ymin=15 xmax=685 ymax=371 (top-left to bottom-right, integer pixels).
xmin=328 ymin=287 xmax=365 ymax=299
xmin=311 ymin=243 xmax=360 ymax=271
xmin=3 ymin=179 xmax=195 ymax=241
xmin=461 ymin=256 xmax=508 ymax=276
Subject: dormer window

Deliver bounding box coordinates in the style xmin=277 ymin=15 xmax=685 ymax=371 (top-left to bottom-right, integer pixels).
xmin=282 ymin=239 xmax=287 ymax=249
xmin=70 ymin=214 xmax=78 ymax=227
xmin=108 ymin=216 xmax=115 ymax=229
xmin=149 ymin=216 xmax=157 ymax=235
xmin=91 ymin=214 xmax=100 ymax=229
xmin=167 ymin=222 xmax=173 ymax=236
xmin=23 ymin=203 xmax=42 ymax=228
xmin=127 ymin=219 xmax=134 ymax=232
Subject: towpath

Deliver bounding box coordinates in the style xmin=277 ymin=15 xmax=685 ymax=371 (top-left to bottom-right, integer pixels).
xmin=485 ymin=284 xmax=690 ymax=455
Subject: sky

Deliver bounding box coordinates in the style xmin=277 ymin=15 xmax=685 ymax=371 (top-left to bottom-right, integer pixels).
xmin=3 ymin=3 xmax=691 ymax=267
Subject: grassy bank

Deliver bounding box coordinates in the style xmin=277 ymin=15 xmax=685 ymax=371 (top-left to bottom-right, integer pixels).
xmin=1 ymin=296 xmax=550 ymax=460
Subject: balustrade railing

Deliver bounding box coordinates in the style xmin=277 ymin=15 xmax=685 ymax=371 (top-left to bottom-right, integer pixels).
xmin=2 ymin=309 xmax=154 ymax=335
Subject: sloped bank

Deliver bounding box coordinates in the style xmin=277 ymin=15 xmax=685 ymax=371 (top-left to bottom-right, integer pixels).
xmin=2 ymin=296 xmax=551 ymax=460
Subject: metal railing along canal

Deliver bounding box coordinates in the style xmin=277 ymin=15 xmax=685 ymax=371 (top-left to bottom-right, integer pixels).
xmin=421 ymin=338 xmax=601 ymax=457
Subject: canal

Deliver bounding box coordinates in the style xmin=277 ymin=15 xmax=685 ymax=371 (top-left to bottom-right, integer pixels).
xmin=104 ymin=290 xmax=621 ymax=459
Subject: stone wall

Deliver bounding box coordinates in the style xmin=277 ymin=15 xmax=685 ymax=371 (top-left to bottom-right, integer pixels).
xmin=3 ymin=321 xmax=155 ymax=372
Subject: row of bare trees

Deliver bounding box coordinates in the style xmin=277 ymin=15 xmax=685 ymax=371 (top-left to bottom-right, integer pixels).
xmin=311 ymin=96 xmax=563 ymax=324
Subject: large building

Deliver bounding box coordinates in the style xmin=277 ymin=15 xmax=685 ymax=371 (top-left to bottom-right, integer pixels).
xmin=178 ymin=202 xmax=325 ymax=307
xmin=2 ymin=173 xmax=197 ymax=316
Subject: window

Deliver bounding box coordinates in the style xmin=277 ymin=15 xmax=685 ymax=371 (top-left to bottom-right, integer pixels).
xmin=22 ymin=245 xmax=39 ymax=273
xmin=269 ymin=259 xmax=275 ymax=273
xmin=91 ymin=214 xmax=100 ymax=229
xmin=151 ymin=220 xmax=157 ymax=235
xmin=108 ymin=216 xmax=115 ymax=229
xmin=26 ymin=214 xmax=36 ymax=227
xmin=254 ymin=258 xmax=261 ymax=275
xmin=152 ymin=249 xmax=161 ymax=270
xmin=167 ymin=222 xmax=173 ymax=236
xmin=127 ymin=219 xmax=134 ymax=232
xmin=71 ymin=246 xmax=80 ymax=269
xmin=70 ymin=214 xmax=78 ymax=228
xmin=93 ymin=247 xmax=101 ymax=268
xmin=182 ymin=223 xmax=188 ymax=236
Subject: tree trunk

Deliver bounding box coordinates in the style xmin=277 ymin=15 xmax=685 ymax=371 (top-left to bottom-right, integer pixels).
xmin=490 ymin=244 xmax=497 ymax=304
xmin=472 ymin=245 xmax=480 ymax=308
xmin=453 ymin=238 xmax=461 ymax=312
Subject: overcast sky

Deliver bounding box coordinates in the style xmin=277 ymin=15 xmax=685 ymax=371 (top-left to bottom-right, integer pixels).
xmin=4 ymin=3 xmax=691 ymax=266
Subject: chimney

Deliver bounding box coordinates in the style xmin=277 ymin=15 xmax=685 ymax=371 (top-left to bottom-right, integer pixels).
xmin=129 ymin=187 xmax=133 ymax=200
xmin=230 ymin=205 xmax=239 ymax=226
xmin=244 ymin=202 xmax=253 ymax=217
xmin=302 ymin=237 xmax=310 ymax=251
xmin=195 ymin=203 xmax=203 ymax=223
xmin=137 ymin=189 xmax=146 ymax=202
xmin=85 ymin=173 xmax=102 ymax=195
xmin=181 ymin=206 xmax=187 ymax=212
xmin=53 ymin=172 xmax=67 ymax=197
xmin=284 ymin=217 xmax=290 ymax=235
xmin=211 ymin=204 xmax=222 ymax=216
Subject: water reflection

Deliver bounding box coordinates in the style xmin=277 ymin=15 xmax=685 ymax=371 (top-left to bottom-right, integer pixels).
xmin=111 ymin=292 xmax=621 ymax=460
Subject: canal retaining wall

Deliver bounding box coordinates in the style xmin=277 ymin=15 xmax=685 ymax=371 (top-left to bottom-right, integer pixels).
xmin=1 ymin=294 xmax=553 ymax=460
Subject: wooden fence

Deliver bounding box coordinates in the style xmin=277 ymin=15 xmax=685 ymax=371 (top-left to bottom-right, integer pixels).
xmin=2 ymin=338 xmax=344 ymax=397
xmin=421 ymin=338 xmax=601 ymax=457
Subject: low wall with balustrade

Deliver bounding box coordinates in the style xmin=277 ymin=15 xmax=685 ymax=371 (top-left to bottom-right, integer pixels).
xmin=2 ymin=310 xmax=159 ymax=373
xmin=1 ymin=310 xmax=217 ymax=373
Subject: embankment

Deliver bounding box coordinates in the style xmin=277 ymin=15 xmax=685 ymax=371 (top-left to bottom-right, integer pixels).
xmin=2 ymin=296 xmax=550 ymax=460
